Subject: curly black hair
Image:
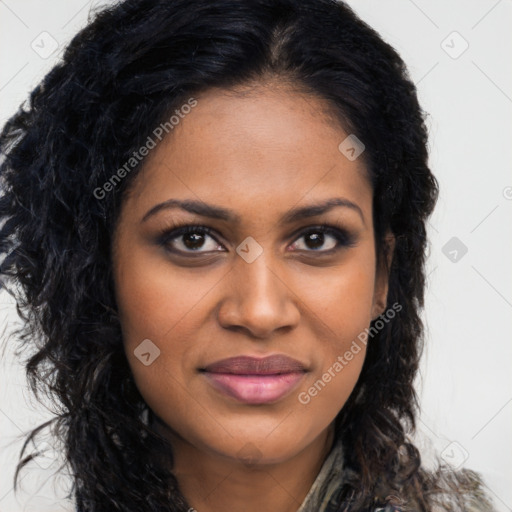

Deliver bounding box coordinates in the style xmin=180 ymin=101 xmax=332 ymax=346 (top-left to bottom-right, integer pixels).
xmin=0 ymin=0 xmax=495 ymax=511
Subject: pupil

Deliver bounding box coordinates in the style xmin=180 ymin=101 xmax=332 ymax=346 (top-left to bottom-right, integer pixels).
xmin=184 ymin=233 xmax=204 ymax=250
xmin=307 ymin=232 xmax=324 ymax=249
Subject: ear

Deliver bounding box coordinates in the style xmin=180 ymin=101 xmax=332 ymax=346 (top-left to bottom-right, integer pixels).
xmin=371 ymin=231 xmax=395 ymax=320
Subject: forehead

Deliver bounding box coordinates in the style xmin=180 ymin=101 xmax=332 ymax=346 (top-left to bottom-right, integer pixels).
xmin=122 ymin=85 xmax=372 ymax=226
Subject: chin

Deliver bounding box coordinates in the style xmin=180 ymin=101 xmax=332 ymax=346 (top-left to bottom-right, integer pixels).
xmin=202 ymin=426 xmax=317 ymax=467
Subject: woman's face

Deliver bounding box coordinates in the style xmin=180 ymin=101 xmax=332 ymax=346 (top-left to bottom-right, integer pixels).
xmin=112 ymin=84 xmax=391 ymax=466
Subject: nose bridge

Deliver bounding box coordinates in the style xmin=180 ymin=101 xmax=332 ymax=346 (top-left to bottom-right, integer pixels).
xmin=217 ymin=244 xmax=299 ymax=337
xmin=235 ymin=233 xmax=281 ymax=295
xmin=237 ymin=248 xmax=280 ymax=302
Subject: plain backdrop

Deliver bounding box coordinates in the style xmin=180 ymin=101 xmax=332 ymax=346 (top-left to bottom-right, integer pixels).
xmin=1 ymin=1 xmax=511 ymax=511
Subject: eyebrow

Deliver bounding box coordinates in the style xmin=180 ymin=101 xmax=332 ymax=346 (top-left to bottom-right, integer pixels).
xmin=141 ymin=197 xmax=365 ymax=225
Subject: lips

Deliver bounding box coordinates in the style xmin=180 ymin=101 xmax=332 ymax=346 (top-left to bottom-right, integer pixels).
xmin=201 ymin=355 xmax=308 ymax=404
xmin=203 ymin=355 xmax=306 ymax=375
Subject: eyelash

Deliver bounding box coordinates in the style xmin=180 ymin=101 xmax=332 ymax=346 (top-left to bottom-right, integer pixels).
xmin=157 ymin=222 xmax=357 ymax=256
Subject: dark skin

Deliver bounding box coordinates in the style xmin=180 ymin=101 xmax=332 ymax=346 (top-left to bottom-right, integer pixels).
xmin=112 ymin=82 xmax=393 ymax=512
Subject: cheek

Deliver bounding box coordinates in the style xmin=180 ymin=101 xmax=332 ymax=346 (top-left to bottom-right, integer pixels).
xmin=315 ymin=268 xmax=375 ymax=325
xmin=295 ymin=258 xmax=375 ymax=412
xmin=296 ymin=284 xmax=370 ymax=429
xmin=299 ymin=250 xmax=377 ymax=345
xmin=113 ymin=246 xmax=218 ymax=402
xmin=114 ymin=244 xmax=219 ymax=343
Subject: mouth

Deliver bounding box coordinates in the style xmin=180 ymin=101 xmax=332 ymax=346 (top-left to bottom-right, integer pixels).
xmin=200 ymin=354 xmax=308 ymax=405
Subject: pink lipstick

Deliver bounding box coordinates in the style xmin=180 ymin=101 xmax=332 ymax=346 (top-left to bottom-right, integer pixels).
xmin=201 ymin=354 xmax=307 ymax=404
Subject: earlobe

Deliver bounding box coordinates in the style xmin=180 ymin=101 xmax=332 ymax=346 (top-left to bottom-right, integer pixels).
xmin=371 ymin=292 xmax=388 ymax=321
xmin=371 ymin=232 xmax=395 ymax=320
xmin=371 ymin=300 xmax=386 ymax=321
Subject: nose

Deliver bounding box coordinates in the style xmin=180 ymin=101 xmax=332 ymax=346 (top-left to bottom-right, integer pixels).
xmin=217 ymin=251 xmax=300 ymax=339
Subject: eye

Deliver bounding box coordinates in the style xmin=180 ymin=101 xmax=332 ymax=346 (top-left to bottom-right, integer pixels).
xmin=289 ymin=224 xmax=356 ymax=253
xmin=159 ymin=225 xmax=223 ymax=254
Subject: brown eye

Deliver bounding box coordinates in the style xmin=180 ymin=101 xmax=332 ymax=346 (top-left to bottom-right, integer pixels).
xmin=289 ymin=225 xmax=356 ymax=253
xmin=160 ymin=226 xmax=224 ymax=254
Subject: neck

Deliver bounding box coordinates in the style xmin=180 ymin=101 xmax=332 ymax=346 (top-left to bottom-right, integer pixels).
xmin=155 ymin=419 xmax=335 ymax=512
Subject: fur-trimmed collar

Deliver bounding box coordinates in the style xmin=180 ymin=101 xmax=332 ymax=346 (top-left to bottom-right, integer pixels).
xmin=296 ymin=437 xmax=496 ymax=512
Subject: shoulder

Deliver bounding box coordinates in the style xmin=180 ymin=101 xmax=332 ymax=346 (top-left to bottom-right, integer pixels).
xmin=364 ymin=465 xmax=497 ymax=512
xmin=406 ymin=466 xmax=497 ymax=512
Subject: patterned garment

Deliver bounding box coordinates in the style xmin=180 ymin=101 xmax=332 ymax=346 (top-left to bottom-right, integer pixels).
xmin=294 ymin=437 xmax=495 ymax=512
xmin=296 ymin=436 xmax=347 ymax=512
xmin=295 ymin=437 xmax=399 ymax=512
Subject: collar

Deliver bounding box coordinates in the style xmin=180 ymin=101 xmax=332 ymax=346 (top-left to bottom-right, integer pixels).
xmin=295 ymin=436 xmax=345 ymax=512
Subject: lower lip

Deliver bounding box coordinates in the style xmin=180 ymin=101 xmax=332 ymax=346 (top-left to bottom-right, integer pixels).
xmin=203 ymin=372 xmax=305 ymax=404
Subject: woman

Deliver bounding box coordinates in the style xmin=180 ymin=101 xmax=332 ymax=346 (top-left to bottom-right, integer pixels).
xmin=0 ymin=0 xmax=496 ymax=511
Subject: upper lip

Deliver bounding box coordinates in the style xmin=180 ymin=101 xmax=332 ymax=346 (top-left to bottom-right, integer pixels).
xmin=202 ymin=355 xmax=307 ymax=375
